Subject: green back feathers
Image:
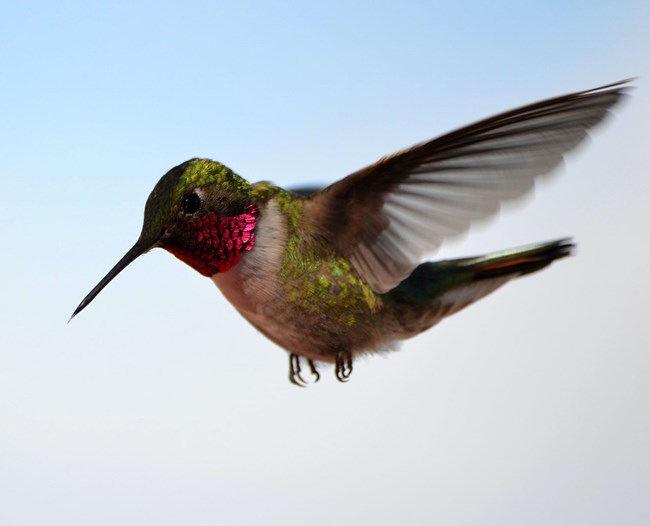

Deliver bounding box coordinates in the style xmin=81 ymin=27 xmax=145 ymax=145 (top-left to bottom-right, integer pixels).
xmin=255 ymin=185 xmax=381 ymax=325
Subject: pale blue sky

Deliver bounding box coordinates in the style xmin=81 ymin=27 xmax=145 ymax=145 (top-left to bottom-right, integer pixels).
xmin=1 ymin=2 xmax=649 ymax=525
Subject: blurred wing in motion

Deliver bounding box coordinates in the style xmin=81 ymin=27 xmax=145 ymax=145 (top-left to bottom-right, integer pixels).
xmin=305 ymin=80 xmax=630 ymax=292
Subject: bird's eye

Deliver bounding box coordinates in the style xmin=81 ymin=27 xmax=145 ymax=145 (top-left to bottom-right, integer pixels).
xmin=182 ymin=192 xmax=202 ymax=214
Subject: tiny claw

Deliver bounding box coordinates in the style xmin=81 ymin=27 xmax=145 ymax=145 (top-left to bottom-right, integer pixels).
xmin=289 ymin=376 xmax=307 ymax=388
xmin=335 ymin=350 xmax=353 ymax=383
xmin=307 ymin=359 xmax=320 ymax=383
xmin=288 ymin=353 xmax=307 ymax=387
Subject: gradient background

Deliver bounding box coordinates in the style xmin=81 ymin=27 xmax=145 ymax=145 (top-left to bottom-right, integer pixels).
xmin=1 ymin=1 xmax=649 ymax=524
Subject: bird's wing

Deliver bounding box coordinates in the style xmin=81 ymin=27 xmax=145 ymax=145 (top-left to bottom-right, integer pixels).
xmin=304 ymin=80 xmax=629 ymax=293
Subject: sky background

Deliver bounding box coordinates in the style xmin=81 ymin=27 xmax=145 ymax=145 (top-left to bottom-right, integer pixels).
xmin=1 ymin=1 xmax=649 ymax=525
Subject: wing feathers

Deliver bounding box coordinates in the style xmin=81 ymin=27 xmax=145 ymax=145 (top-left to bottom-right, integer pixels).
xmin=305 ymin=81 xmax=629 ymax=292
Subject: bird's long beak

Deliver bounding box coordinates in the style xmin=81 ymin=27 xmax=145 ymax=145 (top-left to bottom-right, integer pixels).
xmin=69 ymin=241 xmax=149 ymax=321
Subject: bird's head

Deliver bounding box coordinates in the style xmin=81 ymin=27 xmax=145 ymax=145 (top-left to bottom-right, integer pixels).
xmin=71 ymin=158 xmax=259 ymax=319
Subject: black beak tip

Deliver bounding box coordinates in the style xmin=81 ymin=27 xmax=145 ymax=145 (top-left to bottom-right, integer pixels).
xmin=68 ymin=304 xmax=83 ymax=323
xmin=68 ymin=294 xmax=95 ymax=323
xmin=67 ymin=241 xmax=148 ymax=325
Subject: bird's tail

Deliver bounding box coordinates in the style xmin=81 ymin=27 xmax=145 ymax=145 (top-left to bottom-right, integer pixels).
xmin=385 ymin=239 xmax=574 ymax=333
xmin=459 ymin=238 xmax=574 ymax=281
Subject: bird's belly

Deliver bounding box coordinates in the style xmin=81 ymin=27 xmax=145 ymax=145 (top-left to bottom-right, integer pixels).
xmin=210 ymin=270 xmax=336 ymax=360
xmin=210 ymin=270 xmax=387 ymax=362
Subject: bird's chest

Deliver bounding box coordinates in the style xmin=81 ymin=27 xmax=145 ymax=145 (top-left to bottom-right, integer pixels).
xmin=210 ymin=199 xmax=384 ymax=360
xmin=212 ymin=265 xmax=332 ymax=359
xmin=209 ymin=201 xmax=320 ymax=356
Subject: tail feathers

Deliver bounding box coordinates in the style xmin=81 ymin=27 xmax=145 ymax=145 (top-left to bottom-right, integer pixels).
xmin=465 ymin=238 xmax=574 ymax=281
xmin=385 ymin=239 xmax=574 ymax=331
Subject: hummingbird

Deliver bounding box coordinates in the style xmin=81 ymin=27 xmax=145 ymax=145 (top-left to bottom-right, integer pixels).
xmin=72 ymin=80 xmax=628 ymax=385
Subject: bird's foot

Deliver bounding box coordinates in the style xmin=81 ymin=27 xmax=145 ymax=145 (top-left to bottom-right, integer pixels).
xmin=335 ymin=350 xmax=353 ymax=382
xmin=288 ymin=354 xmax=320 ymax=387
